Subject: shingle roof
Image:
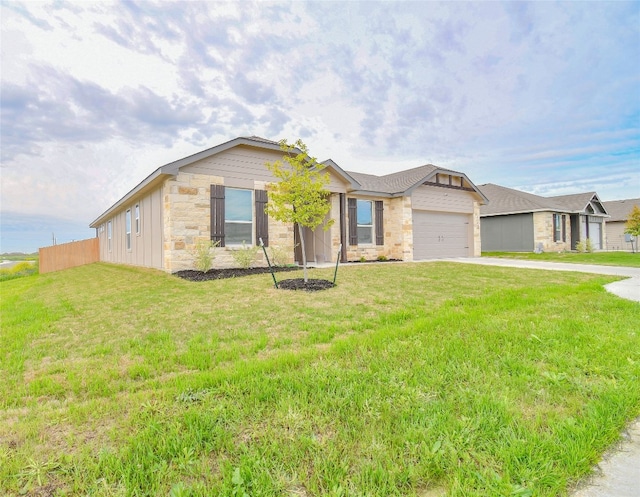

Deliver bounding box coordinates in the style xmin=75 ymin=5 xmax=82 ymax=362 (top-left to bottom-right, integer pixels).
xmin=479 ymin=184 xmax=610 ymax=217
xmin=242 ymin=135 xmax=280 ymax=145
xmin=602 ymin=199 xmax=640 ymax=222
xmin=347 ymin=165 xmax=439 ymax=194
xmin=478 ymin=184 xmax=569 ymax=216
xmin=548 ymin=192 xmax=599 ymax=212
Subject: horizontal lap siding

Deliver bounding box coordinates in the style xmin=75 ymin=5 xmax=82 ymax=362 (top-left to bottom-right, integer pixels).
xmin=182 ymin=146 xmax=348 ymax=193
xmin=411 ymin=185 xmax=476 ymax=259
xmin=411 ymin=185 xmax=475 ymax=213
xmin=606 ymin=221 xmax=630 ymax=251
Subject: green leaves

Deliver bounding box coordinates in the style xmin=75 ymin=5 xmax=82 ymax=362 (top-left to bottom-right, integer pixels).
xmin=265 ymin=139 xmax=333 ymax=232
xmin=624 ymin=204 xmax=640 ymax=237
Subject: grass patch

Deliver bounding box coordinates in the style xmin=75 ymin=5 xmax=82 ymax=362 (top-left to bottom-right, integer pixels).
xmin=1 ymin=262 xmax=639 ymax=496
xmin=483 ymin=251 xmax=640 ymax=267
xmin=0 ymin=261 xmax=39 ymax=281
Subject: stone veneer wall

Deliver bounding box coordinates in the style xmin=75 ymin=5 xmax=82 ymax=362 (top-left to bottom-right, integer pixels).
xmin=345 ymin=196 xmax=410 ymax=261
xmin=163 ymin=172 xmax=295 ymax=272
xmin=532 ymin=211 xmax=571 ymax=252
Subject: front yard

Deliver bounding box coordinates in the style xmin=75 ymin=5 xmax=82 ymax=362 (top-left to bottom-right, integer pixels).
xmin=1 ymin=262 xmax=639 ymax=496
xmin=483 ymin=251 xmax=640 ymax=267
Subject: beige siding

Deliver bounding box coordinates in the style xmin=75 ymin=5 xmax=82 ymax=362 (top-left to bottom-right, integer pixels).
xmin=606 ymin=221 xmax=632 ymax=251
xmin=411 ymin=185 xmax=475 ymax=213
xmin=97 ymin=187 xmax=164 ymax=270
xmin=182 ymin=145 xmax=349 ymax=193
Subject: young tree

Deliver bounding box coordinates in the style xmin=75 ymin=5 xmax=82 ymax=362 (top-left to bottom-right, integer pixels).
xmin=265 ymin=139 xmax=334 ymax=282
xmin=625 ymin=204 xmax=640 ymax=253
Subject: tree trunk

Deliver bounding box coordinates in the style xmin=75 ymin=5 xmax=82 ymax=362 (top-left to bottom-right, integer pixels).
xmin=298 ymin=223 xmax=308 ymax=282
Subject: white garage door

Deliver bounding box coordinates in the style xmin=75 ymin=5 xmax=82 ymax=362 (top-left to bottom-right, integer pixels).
xmin=588 ymin=222 xmax=602 ymax=250
xmin=413 ymin=211 xmax=472 ymax=260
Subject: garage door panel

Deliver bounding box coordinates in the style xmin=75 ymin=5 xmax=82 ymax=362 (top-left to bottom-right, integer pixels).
xmin=413 ymin=211 xmax=471 ymax=259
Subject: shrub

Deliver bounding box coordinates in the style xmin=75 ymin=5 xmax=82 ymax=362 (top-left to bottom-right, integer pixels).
xmin=377 ymin=255 xmax=388 ymax=262
xmin=585 ymin=238 xmax=594 ymax=253
xmin=189 ymin=240 xmax=219 ymax=272
xmin=268 ymin=245 xmax=290 ymax=267
xmin=575 ymin=239 xmax=594 ymax=253
xmin=232 ymin=242 xmax=259 ymax=269
xmin=0 ymin=261 xmax=38 ymax=281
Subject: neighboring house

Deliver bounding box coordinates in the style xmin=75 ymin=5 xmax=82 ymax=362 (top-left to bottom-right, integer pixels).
xmin=479 ymin=183 xmax=608 ymax=252
xmin=89 ymin=136 xmax=488 ymax=272
xmin=602 ymin=198 xmax=640 ymax=251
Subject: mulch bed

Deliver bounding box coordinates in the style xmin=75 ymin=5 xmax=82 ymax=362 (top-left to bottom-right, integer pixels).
xmin=278 ymin=278 xmax=335 ymax=291
xmin=174 ymin=266 xmax=299 ymax=282
xmin=174 ymin=266 xmax=335 ymax=291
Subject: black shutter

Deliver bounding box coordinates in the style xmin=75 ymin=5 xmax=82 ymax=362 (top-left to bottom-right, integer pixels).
xmin=339 ymin=194 xmax=347 ymax=262
xmin=211 ymin=184 xmax=225 ymax=247
xmin=375 ymin=200 xmax=384 ymax=245
xmin=562 ymin=214 xmax=566 ymax=243
xmin=348 ymin=198 xmax=357 ymax=245
xmin=255 ymin=189 xmax=268 ymax=247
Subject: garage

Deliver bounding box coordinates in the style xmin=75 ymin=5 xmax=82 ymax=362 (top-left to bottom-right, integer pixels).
xmin=412 ymin=211 xmax=472 ymax=259
xmin=480 ymin=213 xmax=534 ymax=252
xmin=588 ymin=221 xmax=602 ymax=250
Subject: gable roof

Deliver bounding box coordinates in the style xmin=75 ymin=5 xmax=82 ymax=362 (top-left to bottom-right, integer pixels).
xmin=347 ymin=164 xmax=488 ymax=202
xmin=479 ymin=183 xmax=609 ymax=217
xmin=478 ymin=184 xmax=567 ymax=216
xmin=90 ymin=136 xmax=357 ymax=227
xmin=602 ymin=198 xmax=640 ymax=222
xmin=549 ymin=192 xmax=607 ymax=216
xmin=90 ymin=136 xmax=487 ymax=227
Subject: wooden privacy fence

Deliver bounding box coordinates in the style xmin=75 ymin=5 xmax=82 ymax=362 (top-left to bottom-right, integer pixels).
xmin=39 ymin=238 xmax=99 ymax=274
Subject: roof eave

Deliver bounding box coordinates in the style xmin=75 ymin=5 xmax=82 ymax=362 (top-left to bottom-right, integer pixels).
xmin=348 ymin=190 xmax=393 ymax=198
xmin=321 ymin=159 xmax=362 ymax=190
xmin=161 ymin=136 xmax=284 ymax=175
xmin=89 ymin=170 xmax=170 ymax=227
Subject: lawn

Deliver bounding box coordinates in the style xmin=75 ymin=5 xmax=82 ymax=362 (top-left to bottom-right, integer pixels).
xmin=1 ymin=262 xmax=639 ymax=496
xmin=483 ymin=251 xmax=640 ymax=267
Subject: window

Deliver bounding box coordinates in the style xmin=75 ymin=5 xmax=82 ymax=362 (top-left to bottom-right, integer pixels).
xmin=125 ymin=209 xmax=132 ymax=250
xmin=348 ymin=198 xmax=384 ymax=246
xmin=135 ymin=204 xmax=140 ymax=234
xmin=211 ymin=186 xmax=268 ymax=247
xmin=107 ymin=221 xmax=112 ymax=252
xmin=553 ymin=213 xmax=564 ymax=242
xmin=225 ymin=188 xmax=253 ymax=245
xmin=357 ymin=200 xmax=373 ymax=244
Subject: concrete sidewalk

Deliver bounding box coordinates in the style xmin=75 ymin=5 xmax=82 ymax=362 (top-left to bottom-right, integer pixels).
xmin=442 ymin=257 xmax=640 ymax=495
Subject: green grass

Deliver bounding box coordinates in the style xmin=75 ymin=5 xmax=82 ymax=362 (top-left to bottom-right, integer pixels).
xmin=483 ymin=251 xmax=640 ymax=267
xmin=1 ymin=262 xmax=639 ymax=496
xmin=0 ymin=261 xmax=39 ymax=282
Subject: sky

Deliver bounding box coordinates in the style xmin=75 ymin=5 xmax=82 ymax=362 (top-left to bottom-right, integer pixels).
xmin=1 ymin=0 xmax=639 ymax=253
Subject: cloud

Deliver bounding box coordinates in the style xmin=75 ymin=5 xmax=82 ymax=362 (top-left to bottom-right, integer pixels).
xmin=0 ymin=66 xmax=205 ymax=162
xmin=1 ymin=0 xmax=638 ymax=252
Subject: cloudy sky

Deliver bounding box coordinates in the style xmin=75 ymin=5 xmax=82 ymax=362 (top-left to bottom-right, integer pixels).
xmin=1 ymin=1 xmax=639 ymax=253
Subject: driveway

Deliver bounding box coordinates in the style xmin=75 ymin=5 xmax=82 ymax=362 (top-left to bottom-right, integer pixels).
xmin=444 ymin=257 xmax=640 ymax=303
